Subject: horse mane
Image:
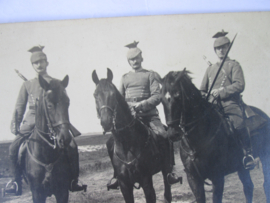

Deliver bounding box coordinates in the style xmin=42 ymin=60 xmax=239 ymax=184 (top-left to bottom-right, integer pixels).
xmin=163 ymin=70 xmax=206 ymax=104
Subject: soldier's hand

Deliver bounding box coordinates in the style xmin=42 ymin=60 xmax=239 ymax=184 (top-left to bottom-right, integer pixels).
xmin=134 ymin=102 xmax=143 ymax=112
xmin=211 ymin=89 xmax=220 ymax=98
xmin=10 ymin=121 xmax=19 ymax=135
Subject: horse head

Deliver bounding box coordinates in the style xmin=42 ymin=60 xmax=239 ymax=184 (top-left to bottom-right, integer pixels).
xmin=92 ymin=68 xmax=117 ymax=132
xmin=160 ymin=68 xmax=202 ymax=137
xmin=38 ymin=75 xmax=71 ymax=149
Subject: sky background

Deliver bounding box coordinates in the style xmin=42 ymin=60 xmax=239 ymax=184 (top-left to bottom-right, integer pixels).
xmin=0 ymin=2 xmax=270 ymax=141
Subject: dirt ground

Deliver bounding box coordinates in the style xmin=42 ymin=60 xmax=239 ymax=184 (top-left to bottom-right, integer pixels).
xmin=0 ymin=153 xmax=267 ymax=203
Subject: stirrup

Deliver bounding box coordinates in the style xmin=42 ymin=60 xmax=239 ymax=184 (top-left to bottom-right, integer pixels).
xmin=107 ymin=178 xmax=119 ymax=191
xmin=167 ymin=173 xmax=182 ymax=185
xmin=243 ymin=155 xmax=255 ymax=170
xmin=5 ymin=180 xmax=19 ymax=195
xmin=70 ymin=179 xmax=87 ymax=192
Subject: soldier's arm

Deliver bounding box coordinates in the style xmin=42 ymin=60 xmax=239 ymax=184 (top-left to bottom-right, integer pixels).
xmin=10 ymin=83 xmax=28 ymax=134
xmin=140 ymin=72 xmax=161 ymax=111
xmin=118 ymin=76 xmax=126 ymax=97
xmin=219 ymin=62 xmax=245 ymax=99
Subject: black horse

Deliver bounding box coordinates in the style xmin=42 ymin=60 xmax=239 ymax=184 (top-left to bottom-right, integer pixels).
xmin=92 ymin=68 xmax=173 ymax=203
xmin=160 ymin=69 xmax=270 ymax=203
xmin=22 ymin=75 xmax=72 ymax=203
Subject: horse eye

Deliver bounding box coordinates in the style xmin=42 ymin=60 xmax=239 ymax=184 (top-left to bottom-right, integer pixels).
xmin=47 ymin=104 xmax=53 ymax=109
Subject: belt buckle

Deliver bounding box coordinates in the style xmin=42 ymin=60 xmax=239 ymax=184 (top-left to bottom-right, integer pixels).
xmin=132 ymin=97 xmax=137 ymax=102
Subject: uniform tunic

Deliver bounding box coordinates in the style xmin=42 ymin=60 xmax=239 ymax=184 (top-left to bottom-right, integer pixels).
xmin=9 ymin=76 xmax=52 ymax=160
xmin=119 ymin=68 xmax=166 ymax=137
xmin=200 ymin=57 xmax=245 ymax=130
xmin=11 ymin=76 xmax=52 ymax=134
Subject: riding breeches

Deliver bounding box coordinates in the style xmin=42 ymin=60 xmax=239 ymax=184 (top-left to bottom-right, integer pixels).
xmin=224 ymin=104 xmax=244 ymax=130
xmin=9 ymin=122 xmax=35 ymax=161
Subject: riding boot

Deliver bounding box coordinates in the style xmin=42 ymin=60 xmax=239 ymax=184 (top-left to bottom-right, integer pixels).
xmin=159 ymin=138 xmax=182 ymax=185
xmin=238 ymin=127 xmax=255 ymax=170
xmin=5 ymin=158 xmax=22 ymax=196
xmin=106 ymin=136 xmax=119 ymax=190
xmin=67 ymin=140 xmax=87 ymax=192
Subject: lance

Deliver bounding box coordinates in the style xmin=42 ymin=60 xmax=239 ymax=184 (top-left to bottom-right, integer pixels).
xmin=206 ymin=33 xmax=237 ymax=100
xmin=203 ymin=55 xmax=212 ymax=66
xmin=15 ymin=69 xmax=28 ymax=81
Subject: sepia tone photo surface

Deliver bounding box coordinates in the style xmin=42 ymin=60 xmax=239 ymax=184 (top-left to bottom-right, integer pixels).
xmin=0 ymin=11 xmax=270 ymax=202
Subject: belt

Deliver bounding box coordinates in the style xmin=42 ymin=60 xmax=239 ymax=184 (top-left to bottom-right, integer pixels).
xmin=125 ymin=97 xmax=147 ymax=102
xmin=29 ymin=106 xmax=35 ymax=110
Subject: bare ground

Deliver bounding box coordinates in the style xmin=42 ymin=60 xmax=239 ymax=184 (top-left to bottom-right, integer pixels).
xmin=0 ymin=155 xmax=266 ymax=203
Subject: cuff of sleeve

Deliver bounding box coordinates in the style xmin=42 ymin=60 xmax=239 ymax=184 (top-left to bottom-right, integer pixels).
xmin=219 ymin=87 xmax=226 ymax=99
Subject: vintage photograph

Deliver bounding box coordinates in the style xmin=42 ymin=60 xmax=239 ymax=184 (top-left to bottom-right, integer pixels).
xmin=0 ymin=11 xmax=270 ymax=202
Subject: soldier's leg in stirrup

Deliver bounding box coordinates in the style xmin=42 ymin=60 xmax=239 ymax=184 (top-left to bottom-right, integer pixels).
xmin=150 ymin=118 xmax=182 ymax=185
xmin=6 ymin=135 xmax=25 ymax=195
xmin=237 ymin=127 xmax=255 ymax=170
xmin=106 ymin=136 xmax=119 ymax=191
xmin=67 ymin=139 xmax=87 ymax=192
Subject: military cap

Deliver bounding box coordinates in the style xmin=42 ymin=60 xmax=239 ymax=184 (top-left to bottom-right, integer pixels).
xmin=213 ymin=30 xmax=230 ymax=48
xmin=125 ymin=41 xmax=142 ymax=59
xmin=28 ymin=45 xmax=47 ymax=63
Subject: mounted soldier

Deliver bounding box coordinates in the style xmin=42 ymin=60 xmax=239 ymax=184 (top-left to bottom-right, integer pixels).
xmin=200 ymin=30 xmax=255 ymax=170
xmin=6 ymin=45 xmax=86 ymax=195
xmin=106 ymin=41 xmax=181 ymax=190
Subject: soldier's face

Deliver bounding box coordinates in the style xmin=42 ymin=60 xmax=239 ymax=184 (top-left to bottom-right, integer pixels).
xmin=32 ymin=59 xmax=48 ymax=75
xmin=215 ymin=44 xmax=229 ymax=59
xmin=128 ymin=54 xmax=143 ymax=70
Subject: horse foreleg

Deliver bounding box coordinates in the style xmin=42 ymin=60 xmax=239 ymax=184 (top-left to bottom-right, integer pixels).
xmin=31 ymin=187 xmax=46 ymax=203
xmin=161 ymin=169 xmax=172 ymax=203
xmin=141 ymin=176 xmax=156 ymax=203
xmin=212 ymin=176 xmax=224 ymax=203
xmin=55 ymin=189 xmax=69 ymax=203
xmin=119 ymin=179 xmax=134 ymax=203
xmin=186 ymin=173 xmax=205 ymax=203
xmin=260 ymin=154 xmax=270 ymax=203
xmin=238 ymin=169 xmax=254 ymax=203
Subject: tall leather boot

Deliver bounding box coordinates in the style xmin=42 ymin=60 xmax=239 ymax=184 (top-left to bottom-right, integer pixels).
xmin=159 ymin=138 xmax=182 ymax=185
xmin=5 ymin=158 xmax=22 ymax=195
xmin=67 ymin=141 xmax=87 ymax=192
xmin=106 ymin=136 xmax=119 ymax=190
xmin=238 ymin=127 xmax=255 ymax=170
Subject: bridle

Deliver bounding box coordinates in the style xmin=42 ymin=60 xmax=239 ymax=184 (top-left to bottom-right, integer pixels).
xmin=35 ymin=90 xmax=70 ymax=149
xmin=98 ymin=103 xmax=135 ymax=133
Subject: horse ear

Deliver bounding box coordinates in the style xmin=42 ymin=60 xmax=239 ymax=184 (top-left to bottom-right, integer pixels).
xmin=175 ymin=68 xmax=187 ymax=83
xmin=92 ymin=70 xmax=99 ymax=85
xmin=61 ymin=75 xmax=69 ymax=88
xmin=107 ymin=68 xmax=113 ymax=82
xmin=39 ymin=75 xmax=50 ymax=91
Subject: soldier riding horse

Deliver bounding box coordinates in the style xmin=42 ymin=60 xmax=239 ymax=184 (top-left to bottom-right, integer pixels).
xmin=160 ymin=69 xmax=270 ymax=203
xmin=92 ymin=68 xmax=178 ymax=203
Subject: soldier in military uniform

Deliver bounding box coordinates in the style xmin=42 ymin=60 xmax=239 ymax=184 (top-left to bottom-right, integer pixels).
xmin=200 ymin=30 xmax=255 ymax=169
xmin=6 ymin=46 xmax=86 ymax=194
xmin=106 ymin=41 xmax=181 ymax=190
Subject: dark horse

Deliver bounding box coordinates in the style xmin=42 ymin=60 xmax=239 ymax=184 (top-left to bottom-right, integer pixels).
xmin=160 ymin=69 xmax=270 ymax=203
xmin=23 ymin=75 xmax=72 ymax=203
xmin=92 ymin=68 xmax=172 ymax=203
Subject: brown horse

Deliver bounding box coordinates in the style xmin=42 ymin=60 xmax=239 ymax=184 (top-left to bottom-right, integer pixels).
xmin=92 ymin=68 xmax=173 ymax=203
xmin=160 ymin=69 xmax=270 ymax=203
xmin=22 ymin=75 xmax=72 ymax=203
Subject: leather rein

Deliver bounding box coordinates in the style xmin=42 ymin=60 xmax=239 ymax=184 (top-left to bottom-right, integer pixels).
xmin=26 ymin=90 xmax=70 ymax=172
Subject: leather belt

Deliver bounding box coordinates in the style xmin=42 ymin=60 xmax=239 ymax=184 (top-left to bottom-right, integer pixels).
xmin=29 ymin=106 xmax=35 ymax=110
xmin=125 ymin=97 xmax=146 ymax=102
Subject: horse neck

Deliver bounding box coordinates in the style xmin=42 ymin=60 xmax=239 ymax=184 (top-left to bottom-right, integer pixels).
xmin=30 ymin=94 xmax=60 ymax=162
